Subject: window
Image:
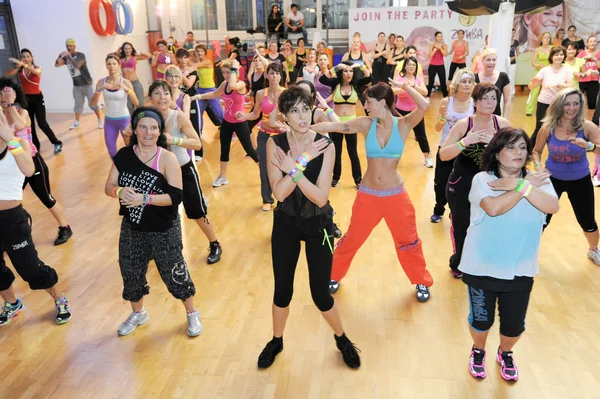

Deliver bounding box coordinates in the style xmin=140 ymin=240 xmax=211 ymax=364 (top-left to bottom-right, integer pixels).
xmin=258 ymin=1 xmax=284 ymax=32
xmin=191 ymin=0 xmax=218 ymax=30
xmin=226 ymin=0 xmax=254 ymax=31
xmin=287 ymin=0 xmax=316 ymax=29
xmin=323 ymin=0 xmax=349 ymax=29
xmin=356 ymin=0 xmax=390 ymax=6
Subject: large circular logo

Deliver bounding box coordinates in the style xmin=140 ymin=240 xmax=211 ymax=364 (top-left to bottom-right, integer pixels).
xmin=459 ymin=15 xmax=476 ymax=27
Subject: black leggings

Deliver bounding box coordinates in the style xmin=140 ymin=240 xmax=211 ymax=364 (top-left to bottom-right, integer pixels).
xmin=433 ymin=148 xmax=454 ymax=216
xmin=25 ymin=93 xmax=62 ymax=148
xmin=466 ymin=281 xmax=532 ymax=337
xmin=219 ymin=120 xmax=259 ymax=163
xmin=330 ymin=132 xmax=362 ymax=184
xmin=446 ymin=169 xmax=474 ymax=271
xmin=427 ymin=64 xmax=448 ymax=97
xmin=545 ymin=174 xmax=598 ymax=233
xmin=0 ymin=206 xmax=58 ymax=291
xmin=531 ymin=101 xmax=550 ymax=146
xmin=448 ymin=62 xmax=466 ymax=81
xmin=372 ymin=60 xmax=386 ymax=84
xmin=397 ymin=108 xmax=430 ymax=153
xmin=271 ymin=212 xmax=334 ymax=312
xmin=23 ymin=154 xmax=57 ymax=209
xmin=579 ymin=81 xmax=599 ymax=110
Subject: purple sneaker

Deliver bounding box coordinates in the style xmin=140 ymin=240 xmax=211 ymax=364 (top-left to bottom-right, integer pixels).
xmin=496 ymin=347 xmax=519 ymax=381
xmin=469 ymin=347 xmax=487 ymax=379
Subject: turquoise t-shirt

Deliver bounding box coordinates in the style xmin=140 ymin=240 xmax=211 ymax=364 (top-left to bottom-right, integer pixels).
xmin=459 ymin=171 xmax=557 ymax=280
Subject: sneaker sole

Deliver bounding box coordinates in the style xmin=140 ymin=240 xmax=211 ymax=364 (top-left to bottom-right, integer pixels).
xmin=56 ymin=315 xmax=72 ymax=325
xmin=0 ymin=306 xmax=24 ymax=327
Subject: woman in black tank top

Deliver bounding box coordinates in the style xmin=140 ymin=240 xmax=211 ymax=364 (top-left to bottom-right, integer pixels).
xmin=371 ymin=32 xmax=388 ymax=84
xmin=439 ymin=83 xmax=510 ymax=277
xmin=257 ymin=87 xmax=360 ymax=370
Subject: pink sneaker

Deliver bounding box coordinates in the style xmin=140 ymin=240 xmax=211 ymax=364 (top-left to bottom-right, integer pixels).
xmin=496 ymin=347 xmax=519 ymax=381
xmin=469 ymin=347 xmax=487 ymax=379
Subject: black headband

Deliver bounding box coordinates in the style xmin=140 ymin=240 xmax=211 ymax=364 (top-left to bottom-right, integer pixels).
xmin=132 ymin=110 xmax=162 ymax=130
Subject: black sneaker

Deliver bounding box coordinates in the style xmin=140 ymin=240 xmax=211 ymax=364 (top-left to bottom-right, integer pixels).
xmin=54 ymin=226 xmax=73 ymax=246
xmin=335 ymin=334 xmax=361 ymax=369
xmin=54 ymin=143 xmax=63 ymax=155
xmin=207 ymin=241 xmax=222 ymax=264
xmin=333 ymin=223 xmax=342 ymax=239
xmin=329 ymin=280 xmax=340 ymax=294
xmin=257 ymin=338 xmax=283 ymax=368
xmin=416 ymin=284 xmax=430 ymax=302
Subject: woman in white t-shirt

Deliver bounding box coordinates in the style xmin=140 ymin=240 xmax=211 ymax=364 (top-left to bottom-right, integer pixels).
xmin=460 ymin=127 xmax=558 ymax=382
xmin=528 ymin=46 xmax=574 ymax=144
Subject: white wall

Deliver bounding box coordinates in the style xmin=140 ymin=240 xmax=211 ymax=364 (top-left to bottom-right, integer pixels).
xmin=12 ymin=0 xmax=153 ymax=113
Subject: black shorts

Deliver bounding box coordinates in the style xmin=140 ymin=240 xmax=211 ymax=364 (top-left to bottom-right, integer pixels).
xmin=181 ymin=160 xmax=208 ymax=220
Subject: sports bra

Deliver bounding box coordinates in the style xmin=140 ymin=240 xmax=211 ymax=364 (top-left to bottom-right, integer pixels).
xmin=120 ymin=56 xmax=136 ymax=70
xmin=347 ymin=51 xmax=365 ymax=67
xmin=133 ymin=145 xmax=162 ymax=172
xmin=261 ymin=87 xmax=286 ymax=134
xmin=333 ymin=85 xmax=358 ymax=105
xmin=365 ymin=117 xmax=404 ymax=159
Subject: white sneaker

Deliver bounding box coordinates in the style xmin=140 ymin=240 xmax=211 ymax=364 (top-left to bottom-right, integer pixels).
xmin=212 ymin=176 xmax=229 ymax=187
xmin=69 ymin=120 xmax=80 ymax=130
xmin=117 ymin=309 xmax=149 ymax=336
xmin=98 ymin=119 xmax=104 ymax=129
xmin=186 ymin=309 xmax=203 ymax=337
xmin=592 ymin=176 xmax=600 ymax=187
xmin=195 ymin=156 xmax=203 ymax=162
xmin=424 ymin=155 xmax=434 ymax=168
xmin=587 ymin=247 xmax=600 ymax=266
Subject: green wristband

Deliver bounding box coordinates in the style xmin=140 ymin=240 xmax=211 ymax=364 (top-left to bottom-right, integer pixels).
xmin=514 ymin=178 xmax=526 ymax=192
xmin=291 ymin=171 xmax=303 ymax=183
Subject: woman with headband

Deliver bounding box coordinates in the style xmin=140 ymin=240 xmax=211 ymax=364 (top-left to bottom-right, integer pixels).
xmin=105 ymin=106 xmax=203 ymax=337
xmin=149 ymin=80 xmax=222 ymax=264
xmin=430 ymin=69 xmax=474 ymax=223
xmin=0 ymin=78 xmax=73 ymax=246
xmin=6 ymin=49 xmax=63 ymax=154
xmin=439 ymin=83 xmax=510 ymax=278
xmin=91 ymin=54 xmax=139 ymax=157
xmin=311 ymin=83 xmax=434 ymax=302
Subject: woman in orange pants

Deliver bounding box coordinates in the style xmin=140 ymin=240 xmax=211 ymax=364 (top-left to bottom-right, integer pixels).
xmin=312 ymin=82 xmax=434 ymax=302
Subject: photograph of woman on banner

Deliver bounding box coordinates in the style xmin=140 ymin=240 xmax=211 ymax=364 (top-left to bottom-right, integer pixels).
xmin=405 ymin=26 xmax=438 ymax=76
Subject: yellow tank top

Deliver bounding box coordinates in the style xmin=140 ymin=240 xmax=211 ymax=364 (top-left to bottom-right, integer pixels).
xmin=197 ymin=67 xmax=215 ymax=89
xmin=286 ymin=54 xmax=294 ymax=72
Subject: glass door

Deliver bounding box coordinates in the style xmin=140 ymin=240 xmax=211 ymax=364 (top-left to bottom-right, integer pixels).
xmin=0 ymin=1 xmax=20 ymax=77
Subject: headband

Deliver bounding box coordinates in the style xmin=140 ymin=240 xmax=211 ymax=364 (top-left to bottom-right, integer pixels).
xmin=459 ymin=72 xmax=474 ymax=81
xmin=132 ymin=110 xmax=162 ymax=130
xmin=65 ymin=38 xmax=76 ymax=46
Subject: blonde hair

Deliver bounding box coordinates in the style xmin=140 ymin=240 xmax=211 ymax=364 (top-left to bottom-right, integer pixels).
xmin=317 ymin=41 xmax=325 ymax=49
xmin=481 ymin=48 xmax=497 ymax=61
xmin=538 ymin=31 xmax=551 ymax=46
xmin=541 ymin=88 xmax=586 ymax=134
xmin=165 ymin=65 xmax=182 ymax=79
xmin=221 ymin=60 xmax=234 ymax=70
xmin=450 ymin=68 xmax=475 ymax=94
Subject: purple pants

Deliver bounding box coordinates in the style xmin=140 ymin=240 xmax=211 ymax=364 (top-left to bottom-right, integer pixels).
xmin=105 ymin=117 xmax=131 ymax=157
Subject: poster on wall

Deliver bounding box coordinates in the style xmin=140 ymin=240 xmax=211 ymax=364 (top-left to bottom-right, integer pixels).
xmin=348 ymin=6 xmax=490 ymax=77
xmin=512 ymin=0 xmax=600 ymax=84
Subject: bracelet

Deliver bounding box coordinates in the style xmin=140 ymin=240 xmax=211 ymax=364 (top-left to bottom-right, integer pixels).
xmin=533 ymin=161 xmax=541 ymax=167
xmin=458 ymin=138 xmax=468 ymax=149
xmin=514 ymin=178 xmax=527 ymax=193
xmin=9 ymin=144 xmax=24 ymax=155
xmin=462 ymin=136 xmax=471 ymax=146
xmin=7 ymin=137 xmax=21 ymax=148
xmin=127 ymin=89 xmax=133 ymax=95
xmin=324 ymin=108 xmax=334 ymax=115
xmin=116 ymin=187 xmax=123 ymax=198
xmin=148 ymin=194 xmax=153 ymax=205
xmin=457 ymin=141 xmax=466 ymax=151
xmin=289 ymin=167 xmax=299 ymax=177
xmin=523 ymin=184 xmax=533 ymax=197
xmin=291 ymin=171 xmax=304 ymax=183
xmin=439 ymin=116 xmax=446 ymax=123
xmin=587 ymin=141 xmax=596 ymax=152
xmin=360 ymin=65 xmax=367 ymax=71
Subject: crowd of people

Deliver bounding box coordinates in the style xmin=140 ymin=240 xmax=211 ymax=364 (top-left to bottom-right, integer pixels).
xmin=1 ymin=22 xmax=600 ymax=383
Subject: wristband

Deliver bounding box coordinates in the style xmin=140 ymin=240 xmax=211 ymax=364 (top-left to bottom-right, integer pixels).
xmin=462 ymin=136 xmax=471 ymax=146
xmin=289 ymin=167 xmax=299 ymax=177
xmin=439 ymin=116 xmax=446 ymax=123
xmin=514 ymin=178 xmax=527 ymax=192
xmin=533 ymin=161 xmax=541 ymax=168
xmin=324 ymin=108 xmax=334 ymax=115
xmin=458 ymin=138 xmax=469 ymax=149
xmin=360 ymin=65 xmax=367 ymax=71
xmin=9 ymin=144 xmax=24 ymax=155
xmin=457 ymin=141 xmax=465 ymax=151
xmin=116 ymin=187 xmax=123 ymax=198
xmin=7 ymin=137 xmax=21 ymax=148
xmin=97 ymin=88 xmax=103 ymax=93
xmin=523 ymin=184 xmax=533 ymax=197
xmin=143 ymin=192 xmax=149 ymax=206
xmin=127 ymin=90 xmax=133 ymax=95
xmin=587 ymin=141 xmax=596 ymax=152
xmin=148 ymin=194 xmax=153 ymax=205
xmin=291 ymin=171 xmax=304 ymax=183
xmin=330 ymin=67 xmax=336 ymax=75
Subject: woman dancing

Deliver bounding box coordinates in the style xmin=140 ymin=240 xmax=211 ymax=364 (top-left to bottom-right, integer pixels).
xmin=117 ymin=42 xmax=152 ymax=113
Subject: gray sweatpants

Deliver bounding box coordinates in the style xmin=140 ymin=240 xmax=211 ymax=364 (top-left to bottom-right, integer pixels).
xmin=72 ymin=84 xmax=99 ymax=114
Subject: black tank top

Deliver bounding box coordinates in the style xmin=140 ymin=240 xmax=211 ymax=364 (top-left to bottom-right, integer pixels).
xmin=113 ymin=147 xmax=180 ymax=232
xmin=295 ymin=51 xmax=307 ymax=70
xmin=271 ymin=133 xmax=334 ymax=235
xmin=452 ymin=115 xmax=500 ymax=177
xmin=374 ymin=43 xmax=387 ymax=64
xmin=251 ymin=73 xmax=265 ymax=96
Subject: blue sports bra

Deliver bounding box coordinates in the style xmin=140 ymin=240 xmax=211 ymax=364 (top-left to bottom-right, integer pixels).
xmin=365 ymin=117 xmax=404 ymax=159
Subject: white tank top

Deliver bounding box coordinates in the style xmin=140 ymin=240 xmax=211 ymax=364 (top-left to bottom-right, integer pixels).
xmin=165 ymin=110 xmax=190 ymax=166
xmin=103 ymin=77 xmax=130 ymax=119
xmin=0 ymin=148 xmax=25 ymax=201
xmin=440 ymin=96 xmax=474 ymax=146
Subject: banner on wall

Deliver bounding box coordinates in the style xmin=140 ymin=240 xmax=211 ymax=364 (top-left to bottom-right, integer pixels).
xmin=512 ymin=1 xmax=600 ymax=84
xmin=348 ymin=7 xmax=490 ymax=76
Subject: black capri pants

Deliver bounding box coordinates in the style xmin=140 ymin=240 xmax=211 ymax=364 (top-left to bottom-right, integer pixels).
xmin=0 ymin=206 xmax=58 ymax=291
xmin=427 ymin=64 xmax=448 ymax=97
xmin=25 ymin=93 xmax=62 ymax=149
xmin=271 ymin=212 xmax=335 ymax=312
xmin=23 ymin=154 xmax=57 ymax=209
xmin=219 ymin=120 xmax=259 ymax=163
xmin=181 ymin=160 xmax=208 ymax=220
xmin=448 ymin=62 xmax=466 ymax=81
xmin=530 ymin=101 xmax=550 ymax=147
xmin=446 ymin=169 xmax=475 ymax=271
xmin=118 ymin=218 xmax=196 ymax=303
xmin=397 ymin=108 xmax=430 ymax=154
xmin=465 ymin=277 xmax=533 ymax=337
xmin=545 ymin=174 xmax=598 ymax=233
xmin=579 ymin=81 xmax=599 ymax=110
xmin=433 ymin=147 xmax=454 ymax=216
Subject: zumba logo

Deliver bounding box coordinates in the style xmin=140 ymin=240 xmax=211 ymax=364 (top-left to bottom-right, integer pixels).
xmin=12 ymin=240 xmax=29 ymax=251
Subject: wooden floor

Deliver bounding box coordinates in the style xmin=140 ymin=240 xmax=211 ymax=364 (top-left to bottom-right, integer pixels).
xmin=2 ymin=92 xmax=600 ymax=399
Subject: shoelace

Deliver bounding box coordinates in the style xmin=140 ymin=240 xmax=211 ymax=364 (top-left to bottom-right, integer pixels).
xmin=502 ymin=352 xmax=515 ymax=368
xmin=417 ymin=284 xmax=428 ymax=293
xmin=472 ymin=350 xmax=485 ymax=365
xmin=260 ymin=340 xmax=282 ymax=358
xmin=187 ymin=312 xmax=201 ymax=326
xmin=124 ymin=312 xmax=142 ymax=325
xmin=340 ymin=341 xmax=361 ymax=360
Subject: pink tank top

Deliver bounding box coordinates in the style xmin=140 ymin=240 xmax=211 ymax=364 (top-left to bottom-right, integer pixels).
xmin=452 ymin=42 xmax=466 ymax=63
xmin=222 ymin=83 xmax=245 ymax=123
xmin=15 ymin=126 xmax=37 ymax=157
xmin=431 ymin=47 xmax=444 ymax=66
xmin=133 ymin=145 xmax=162 ymax=172
xmin=395 ymin=77 xmax=422 ymax=111
xmin=120 ymin=56 xmax=136 ymax=70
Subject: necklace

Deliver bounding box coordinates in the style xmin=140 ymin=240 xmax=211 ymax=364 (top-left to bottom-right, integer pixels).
xmin=136 ymin=146 xmax=159 ymax=165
